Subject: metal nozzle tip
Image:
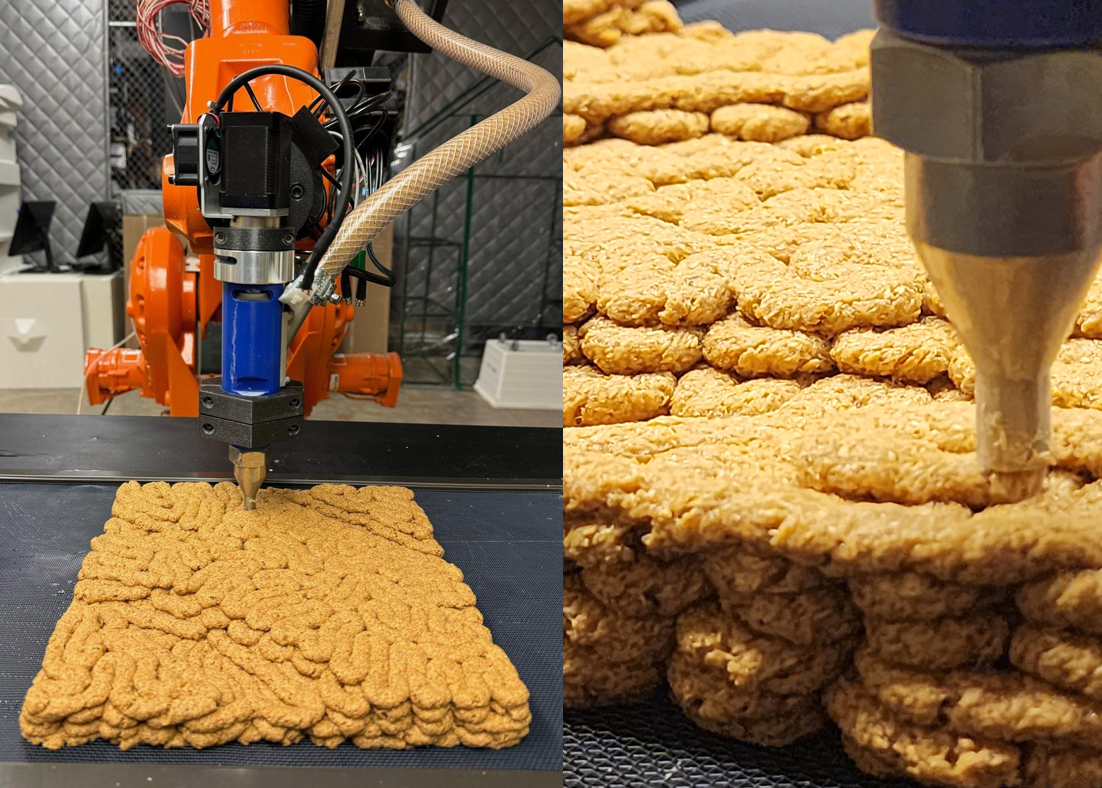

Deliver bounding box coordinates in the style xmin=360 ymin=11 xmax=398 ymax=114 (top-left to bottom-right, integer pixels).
xmin=972 ymin=373 xmax=1052 ymax=503
xmin=229 ymin=447 xmax=268 ymax=511
xmin=989 ymin=469 xmax=1046 ymax=504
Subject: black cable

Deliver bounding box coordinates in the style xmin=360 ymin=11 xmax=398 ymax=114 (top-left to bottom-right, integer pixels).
xmin=322 ymin=93 xmax=389 ymax=131
xmin=342 ymin=80 xmax=366 ymax=114
xmin=242 ymin=82 xmax=263 ymax=112
xmin=367 ymin=242 xmax=394 ymax=283
xmin=101 ymin=397 xmax=114 ymax=416
xmin=311 ymin=71 xmax=356 ymax=118
xmin=340 ymin=268 xmax=352 ymax=303
xmin=213 ymin=64 xmax=354 ymax=291
xmin=345 ymin=92 xmax=388 ymax=116
xmin=344 ymin=243 xmax=395 ymax=288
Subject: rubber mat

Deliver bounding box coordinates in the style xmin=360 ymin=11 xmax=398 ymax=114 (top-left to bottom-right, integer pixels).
xmin=565 ymin=694 xmax=913 ymax=788
xmin=0 ymin=483 xmax=562 ymax=772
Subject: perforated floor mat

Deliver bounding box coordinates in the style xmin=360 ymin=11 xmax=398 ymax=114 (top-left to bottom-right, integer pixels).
xmin=565 ymin=695 xmax=912 ymax=788
xmin=0 ymin=483 xmax=562 ymax=772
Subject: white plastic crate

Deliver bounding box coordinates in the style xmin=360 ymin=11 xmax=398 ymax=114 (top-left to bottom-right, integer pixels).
xmin=474 ymin=338 xmax=562 ymax=410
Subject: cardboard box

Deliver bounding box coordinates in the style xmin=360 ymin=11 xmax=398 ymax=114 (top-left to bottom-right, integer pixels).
xmin=122 ymin=213 xmax=165 ymax=269
xmin=339 ymin=224 xmax=393 ymax=354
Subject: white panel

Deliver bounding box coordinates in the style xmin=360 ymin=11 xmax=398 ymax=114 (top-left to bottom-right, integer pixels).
xmin=0 ymin=272 xmax=87 ymax=388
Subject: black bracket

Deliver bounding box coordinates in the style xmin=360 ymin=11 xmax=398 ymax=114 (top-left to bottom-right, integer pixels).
xmin=198 ymin=378 xmax=305 ymax=449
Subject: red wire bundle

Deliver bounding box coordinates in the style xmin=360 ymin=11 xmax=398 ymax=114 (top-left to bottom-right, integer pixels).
xmin=135 ymin=0 xmax=210 ymax=77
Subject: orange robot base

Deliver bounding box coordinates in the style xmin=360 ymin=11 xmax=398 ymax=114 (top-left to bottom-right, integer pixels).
xmin=84 ymin=227 xmax=401 ymax=417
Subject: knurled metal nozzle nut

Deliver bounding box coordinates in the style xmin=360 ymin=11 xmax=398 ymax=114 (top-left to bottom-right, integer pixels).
xmin=870 ymin=31 xmax=1102 ymax=163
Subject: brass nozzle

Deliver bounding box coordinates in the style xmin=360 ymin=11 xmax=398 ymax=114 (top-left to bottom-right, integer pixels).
xmin=228 ymin=447 xmax=268 ymax=511
xmin=911 ymin=241 xmax=1101 ymax=503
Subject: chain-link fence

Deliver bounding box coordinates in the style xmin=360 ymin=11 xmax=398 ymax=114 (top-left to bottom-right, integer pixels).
xmin=390 ymin=38 xmax=562 ymax=388
xmin=107 ymin=1 xmax=189 ymax=195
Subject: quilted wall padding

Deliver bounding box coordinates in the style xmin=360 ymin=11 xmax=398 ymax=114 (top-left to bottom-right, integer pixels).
xmin=397 ymin=0 xmax=562 ymax=353
xmin=404 ymin=1 xmax=561 ymax=128
xmin=0 ymin=0 xmax=110 ymax=266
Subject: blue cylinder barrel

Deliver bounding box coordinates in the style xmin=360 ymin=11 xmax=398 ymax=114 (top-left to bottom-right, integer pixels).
xmin=221 ymin=282 xmax=284 ymax=396
xmin=874 ymin=0 xmax=1102 ymax=49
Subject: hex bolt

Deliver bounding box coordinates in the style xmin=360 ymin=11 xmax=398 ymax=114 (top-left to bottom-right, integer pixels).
xmin=214 ymin=232 xmax=226 ymax=245
xmin=290 ymin=398 xmax=301 ymax=409
xmin=288 ymin=424 xmax=301 ymax=436
xmin=290 ymin=184 xmax=305 ymax=199
xmin=201 ymin=395 xmax=214 ymax=409
xmin=202 ymin=423 xmax=214 ymax=435
xmin=284 ymin=233 xmax=296 ymax=245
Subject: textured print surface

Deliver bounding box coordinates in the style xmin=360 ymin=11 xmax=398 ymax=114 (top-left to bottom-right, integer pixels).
xmin=21 ymin=482 xmax=531 ymax=751
xmin=0 ymin=483 xmax=562 ymax=770
xmin=561 ymin=12 xmax=1102 ymax=786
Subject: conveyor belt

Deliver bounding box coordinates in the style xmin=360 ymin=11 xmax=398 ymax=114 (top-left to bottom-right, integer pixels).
xmin=565 ymin=696 xmax=911 ymax=788
xmin=0 ymin=482 xmax=562 ymax=784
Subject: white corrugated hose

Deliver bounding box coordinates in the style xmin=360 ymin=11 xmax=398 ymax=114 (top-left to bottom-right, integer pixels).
xmin=315 ymin=0 xmax=561 ymax=281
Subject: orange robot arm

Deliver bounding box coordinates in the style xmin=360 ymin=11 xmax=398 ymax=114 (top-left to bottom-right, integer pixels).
xmin=84 ymin=0 xmax=399 ymax=417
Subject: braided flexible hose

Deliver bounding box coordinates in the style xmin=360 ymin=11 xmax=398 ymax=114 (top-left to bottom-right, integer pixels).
xmin=316 ymin=0 xmax=561 ymax=280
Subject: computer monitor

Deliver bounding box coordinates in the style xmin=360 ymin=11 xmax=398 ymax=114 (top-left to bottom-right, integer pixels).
xmin=9 ymin=200 xmax=56 ymax=273
xmin=74 ymin=201 xmax=122 ymax=272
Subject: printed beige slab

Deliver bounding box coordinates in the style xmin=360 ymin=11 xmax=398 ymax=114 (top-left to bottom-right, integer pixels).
xmin=565 ymin=27 xmax=873 ymax=125
xmin=579 ymin=316 xmax=703 ymax=375
xmin=830 ymin=317 xmax=961 ymax=385
xmin=21 ymin=482 xmax=529 ymax=751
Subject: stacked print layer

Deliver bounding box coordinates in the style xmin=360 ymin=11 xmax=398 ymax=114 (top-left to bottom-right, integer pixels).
xmin=563 ymin=0 xmax=682 ymax=49
xmin=562 ymin=133 xmax=1102 ymax=428
xmin=564 ymin=25 xmax=873 ymax=146
xmin=21 ymin=482 xmax=529 ymax=750
xmin=565 ymin=403 xmax=1102 ymax=787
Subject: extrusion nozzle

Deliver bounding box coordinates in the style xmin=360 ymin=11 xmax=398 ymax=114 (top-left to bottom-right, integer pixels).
xmin=914 ymin=241 xmax=1101 ymax=501
xmin=870 ymin=33 xmax=1102 ymax=503
xmin=229 ymin=446 xmax=268 ymax=510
